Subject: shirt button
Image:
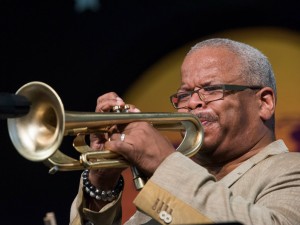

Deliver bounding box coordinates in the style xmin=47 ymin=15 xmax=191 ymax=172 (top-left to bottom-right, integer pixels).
xmin=85 ymin=221 xmax=94 ymax=225
xmin=159 ymin=210 xmax=172 ymax=224
xmin=164 ymin=214 xmax=172 ymax=223
xmin=159 ymin=210 xmax=167 ymax=220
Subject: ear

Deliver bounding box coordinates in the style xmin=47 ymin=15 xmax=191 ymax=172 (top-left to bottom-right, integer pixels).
xmin=257 ymin=87 xmax=276 ymax=120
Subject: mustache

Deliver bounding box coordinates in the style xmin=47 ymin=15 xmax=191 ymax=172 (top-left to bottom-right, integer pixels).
xmin=190 ymin=111 xmax=217 ymax=122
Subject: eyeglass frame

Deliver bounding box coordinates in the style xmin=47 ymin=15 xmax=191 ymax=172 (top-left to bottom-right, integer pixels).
xmin=169 ymin=84 xmax=263 ymax=109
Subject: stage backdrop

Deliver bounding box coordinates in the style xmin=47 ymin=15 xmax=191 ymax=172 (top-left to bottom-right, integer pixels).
xmin=120 ymin=27 xmax=300 ymax=223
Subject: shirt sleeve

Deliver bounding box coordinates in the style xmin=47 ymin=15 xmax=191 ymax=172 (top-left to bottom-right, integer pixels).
xmin=133 ymin=152 xmax=214 ymax=224
xmin=69 ymin=175 xmax=123 ymax=225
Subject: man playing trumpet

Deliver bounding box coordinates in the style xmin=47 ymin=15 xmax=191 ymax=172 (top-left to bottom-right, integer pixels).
xmin=70 ymin=38 xmax=300 ymax=225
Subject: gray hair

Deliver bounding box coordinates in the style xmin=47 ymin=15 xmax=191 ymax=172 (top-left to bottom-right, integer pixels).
xmin=189 ymin=38 xmax=277 ymax=100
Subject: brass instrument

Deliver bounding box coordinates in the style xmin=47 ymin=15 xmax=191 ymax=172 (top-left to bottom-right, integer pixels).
xmin=7 ymin=81 xmax=204 ymax=189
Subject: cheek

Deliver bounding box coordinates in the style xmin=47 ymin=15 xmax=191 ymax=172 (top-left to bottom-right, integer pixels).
xmin=222 ymin=103 xmax=254 ymax=134
xmin=213 ymin=102 xmax=243 ymax=133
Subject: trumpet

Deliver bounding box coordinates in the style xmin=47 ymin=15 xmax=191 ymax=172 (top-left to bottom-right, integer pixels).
xmin=7 ymin=81 xmax=204 ymax=189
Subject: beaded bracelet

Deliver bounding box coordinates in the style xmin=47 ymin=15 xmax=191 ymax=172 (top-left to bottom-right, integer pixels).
xmin=82 ymin=169 xmax=124 ymax=202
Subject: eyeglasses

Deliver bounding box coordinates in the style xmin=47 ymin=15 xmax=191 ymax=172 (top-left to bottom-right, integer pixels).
xmin=170 ymin=84 xmax=262 ymax=109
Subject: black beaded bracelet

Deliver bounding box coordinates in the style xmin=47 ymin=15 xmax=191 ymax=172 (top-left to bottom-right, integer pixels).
xmin=82 ymin=169 xmax=124 ymax=202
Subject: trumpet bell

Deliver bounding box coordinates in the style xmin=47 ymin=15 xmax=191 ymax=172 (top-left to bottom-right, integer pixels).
xmin=7 ymin=81 xmax=65 ymax=161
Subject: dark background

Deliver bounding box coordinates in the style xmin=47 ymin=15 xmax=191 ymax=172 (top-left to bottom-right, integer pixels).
xmin=0 ymin=0 xmax=299 ymax=224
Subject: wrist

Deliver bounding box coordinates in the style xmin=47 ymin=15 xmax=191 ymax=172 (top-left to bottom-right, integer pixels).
xmin=82 ymin=169 xmax=124 ymax=202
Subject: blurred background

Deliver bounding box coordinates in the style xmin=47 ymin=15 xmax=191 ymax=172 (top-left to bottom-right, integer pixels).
xmin=1 ymin=0 xmax=300 ymax=224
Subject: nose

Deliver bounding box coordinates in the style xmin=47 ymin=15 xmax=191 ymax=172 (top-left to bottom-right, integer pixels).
xmin=187 ymin=92 xmax=205 ymax=109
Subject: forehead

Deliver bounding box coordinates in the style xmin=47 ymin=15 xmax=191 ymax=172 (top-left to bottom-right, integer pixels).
xmin=181 ymin=46 xmax=242 ymax=85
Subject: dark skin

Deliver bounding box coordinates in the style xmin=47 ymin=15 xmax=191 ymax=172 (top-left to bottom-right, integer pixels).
xmin=87 ymin=46 xmax=276 ymax=210
xmin=179 ymin=47 xmax=276 ymax=178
